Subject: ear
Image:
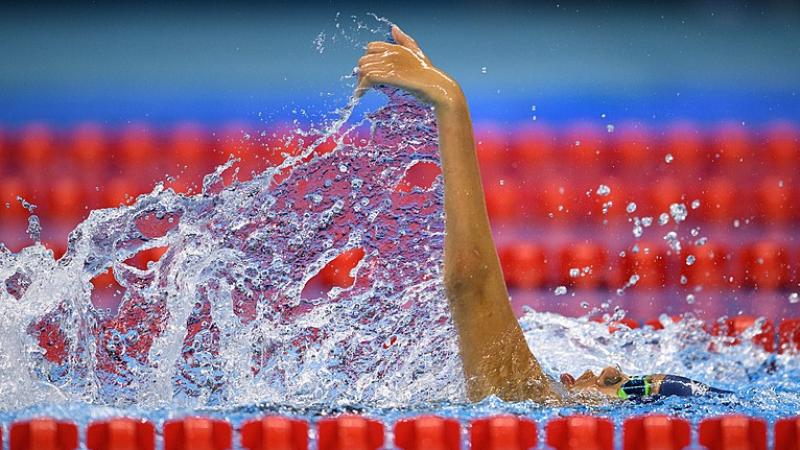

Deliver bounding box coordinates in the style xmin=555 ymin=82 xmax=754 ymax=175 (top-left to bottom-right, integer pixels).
xmin=391 ymin=25 xmax=421 ymax=52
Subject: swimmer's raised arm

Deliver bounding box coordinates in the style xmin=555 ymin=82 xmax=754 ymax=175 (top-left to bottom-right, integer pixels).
xmin=357 ymin=26 xmax=559 ymax=403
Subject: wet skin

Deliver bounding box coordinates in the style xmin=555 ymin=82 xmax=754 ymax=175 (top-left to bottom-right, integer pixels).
xmin=359 ymin=26 xmax=644 ymax=404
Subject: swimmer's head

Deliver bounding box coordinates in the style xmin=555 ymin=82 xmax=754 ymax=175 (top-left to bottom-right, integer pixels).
xmin=560 ymin=366 xmax=627 ymax=399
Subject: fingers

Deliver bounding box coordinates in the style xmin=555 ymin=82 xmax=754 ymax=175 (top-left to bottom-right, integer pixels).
xmin=391 ymin=25 xmax=420 ymax=52
xmin=366 ymin=41 xmax=393 ymax=53
xmin=355 ymin=69 xmax=392 ymax=98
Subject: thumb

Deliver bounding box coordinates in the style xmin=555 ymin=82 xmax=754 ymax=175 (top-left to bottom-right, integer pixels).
xmin=391 ymin=25 xmax=421 ymax=51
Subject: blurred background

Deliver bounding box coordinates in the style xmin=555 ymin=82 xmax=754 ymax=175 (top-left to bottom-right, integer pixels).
xmin=1 ymin=1 xmax=799 ymax=330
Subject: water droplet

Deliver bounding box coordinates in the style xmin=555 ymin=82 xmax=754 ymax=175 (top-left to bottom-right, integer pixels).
xmin=790 ymin=293 xmax=799 ymax=304
xmin=686 ymin=255 xmax=696 ymax=266
xmin=686 ymin=294 xmax=696 ymax=304
xmin=691 ymin=199 xmax=701 ymax=209
xmin=665 ymin=153 xmax=674 ymax=163
xmin=569 ymin=268 xmax=581 ymax=278
xmin=641 ymin=217 xmax=653 ymax=227
xmin=695 ymin=237 xmax=708 ymax=246
xmin=659 ymin=213 xmax=670 ymax=226
xmin=628 ymin=274 xmax=640 ymax=285
xmin=680 ymin=275 xmax=688 ymax=285
xmin=580 ymin=301 xmax=589 ymax=309
xmin=670 ymin=203 xmax=688 ymax=223
xmin=606 ymin=124 xmax=615 ymax=133
xmin=480 ymin=66 xmax=487 ymax=74
xmin=596 ymin=185 xmax=611 ymax=196
xmin=554 ymin=286 xmax=568 ymax=296
xmin=626 ymin=202 xmax=637 ymax=213
xmin=733 ymin=219 xmax=741 ymax=228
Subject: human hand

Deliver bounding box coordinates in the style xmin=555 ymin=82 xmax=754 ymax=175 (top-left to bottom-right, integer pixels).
xmin=356 ymin=25 xmax=463 ymax=109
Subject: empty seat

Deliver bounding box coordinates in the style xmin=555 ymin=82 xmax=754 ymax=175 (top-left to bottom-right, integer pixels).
xmin=70 ymin=123 xmax=107 ymax=173
xmin=470 ymin=415 xmax=537 ymax=450
xmin=499 ymin=243 xmax=548 ymax=289
xmin=118 ymin=124 xmax=158 ymax=172
xmin=662 ymin=122 xmax=704 ymax=173
xmin=645 ymin=177 xmax=685 ymax=219
xmin=170 ymin=123 xmax=214 ymax=175
xmin=536 ymin=179 xmax=580 ymax=223
xmin=19 ymin=123 xmax=55 ymax=170
xmin=766 ymin=121 xmax=799 ymax=171
xmin=739 ymin=241 xmax=791 ymax=290
xmin=611 ymin=123 xmax=654 ymax=175
xmin=394 ymin=415 xmax=460 ymax=450
xmin=755 ymin=177 xmax=795 ymax=224
xmin=475 ymin=125 xmax=510 ymax=170
xmin=48 ymin=178 xmax=86 ymax=222
xmin=163 ymin=417 xmax=232 ymax=450
xmin=241 ymin=416 xmax=308 ymax=450
xmin=10 ymin=418 xmax=78 ymax=450
xmin=511 ymin=124 xmax=554 ymax=169
xmin=87 ymin=418 xmax=155 ymax=450
xmin=546 ymin=416 xmax=614 ymax=450
xmin=710 ymin=123 xmax=751 ymax=170
xmin=317 ymin=415 xmax=384 ymax=450
xmin=618 ymin=242 xmax=668 ymax=289
xmin=485 ymin=183 xmax=522 ymax=222
xmin=681 ymin=244 xmax=730 ymax=289
xmin=698 ymin=416 xmax=766 ymax=450
xmin=700 ymin=178 xmax=737 ymax=223
xmin=560 ymin=243 xmax=608 ymax=289
xmin=623 ymin=415 xmax=691 ymax=450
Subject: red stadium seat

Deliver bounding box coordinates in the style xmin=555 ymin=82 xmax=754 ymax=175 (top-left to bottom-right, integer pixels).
xmin=48 ymin=178 xmax=86 ymax=222
xmin=536 ymin=179 xmax=580 ymax=223
xmin=700 ymin=178 xmax=737 ymax=223
xmin=499 ymin=243 xmax=548 ymax=289
xmin=698 ymin=416 xmax=766 ymax=450
xmin=87 ymin=418 xmax=155 ymax=450
xmin=118 ymin=124 xmax=158 ymax=172
xmin=739 ymin=241 xmax=791 ymax=290
xmin=485 ymin=183 xmax=522 ymax=222
xmin=766 ymin=121 xmax=799 ymax=172
xmin=585 ymin=178 xmax=630 ymax=222
xmin=618 ymin=243 xmax=668 ymax=289
xmin=755 ymin=177 xmax=795 ymax=224
xmin=0 ymin=176 xmax=31 ymax=220
xmin=470 ymin=416 xmax=537 ymax=450
xmin=710 ymin=123 xmax=751 ymax=170
xmin=663 ymin=122 xmax=704 ymax=173
xmin=171 ymin=123 xmax=214 ymax=176
xmin=475 ymin=125 xmax=510 ymax=170
xmin=681 ymin=244 xmax=730 ymax=289
xmin=70 ymin=123 xmax=107 ymax=172
xmin=564 ymin=122 xmax=605 ymax=169
xmin=394 ymin=416 xmax=460 ymax=450
xmin=778 ymin=319 xmax=800 ymax=354
xmin=241 ymin=416 xmax=308 ymax=450
xmin=775 ymin=417 xmax=800 ymax=450
xmin=317 ymin=415 xmax=384 ymax=450
xmin=103 ymin=179 xmax=140 ymax=208
xmin=711 ymin=316 xmax=775 ymax=352
xmin=164 ymin=417 xmax=232 ymax=450
xmin=560 ymin=243 xmax=608 ymax=289
xmin=612 ymin=123 xmax=654 ymax=175
xmin=623 ymin=415 xmax=691 ymax=450
xmin=19 ymin=123 xmax=55 ymax=170
xmin=646 ymin=177 xmax=685 ymax=219
xmin=546 ymin=416 xmax=614 ymax=450
xmin=10 ymin=418 xmax=78 ymax=450
xmin=512 ymin=124 xmax=554 ymax=169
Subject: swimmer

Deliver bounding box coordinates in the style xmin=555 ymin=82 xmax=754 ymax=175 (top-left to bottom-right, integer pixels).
xmin=356 ymin=25 xmax=731 ymax=404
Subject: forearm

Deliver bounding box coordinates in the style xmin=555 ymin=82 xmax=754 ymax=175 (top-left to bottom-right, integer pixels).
xmin=435 ymin=91 xmax=504 ymax=293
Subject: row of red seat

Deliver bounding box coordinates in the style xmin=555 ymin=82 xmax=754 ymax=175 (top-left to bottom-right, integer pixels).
xmin=497 ymin=240 xmax=798 ymax=290
xmin=1 ymin=121 xmax=797 ymax=175
xmin=483 ymin=176 xmax=799 ymax=224
xmin=476 ymin=121 xmax=799 ymax=174
xmin=3 ymin=414 xmax=798 ymax=450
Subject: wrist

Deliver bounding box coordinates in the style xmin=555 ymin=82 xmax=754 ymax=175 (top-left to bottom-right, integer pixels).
xmin=432 ymin=81 xmax=467 ymax=116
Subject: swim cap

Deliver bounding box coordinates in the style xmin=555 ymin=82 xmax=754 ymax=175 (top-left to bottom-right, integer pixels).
xmin=617 ymin=375 xmax=732 ymax=401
